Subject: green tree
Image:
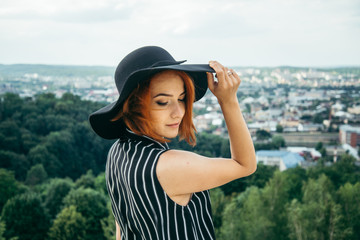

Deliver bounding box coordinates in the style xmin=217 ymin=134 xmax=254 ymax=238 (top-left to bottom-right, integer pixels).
xmin=287 ymin=199 xmax=305 ymax=240
xmin=221 ymin=186 xmax=272 ymax=240
xmin=75 ymin=170 xmax=96 ymax=189
xmin=337 ymin=182 xmax=360 ymax=239
xmin=0 ymin=220 xmax=17 ymax=240
xmin=220 ymin=139 xmax=231 ymax=158
xmin=101 ymin=202 xmax=116 ymax=240
xmin=319 ymin=147 xmax=327 ymax=158
xmin=220 ymin=190 xmax=247 ymax=240
xmin=245 ymin=103 xmax=251 ymax=113
xmin=0 ymin=93 xmax=23 ymax=120
xmin=254 ymin=142 xmax=278 ymax=151
xmin=69 ymin=123 xmax=98 ymax=170
xmin=220 ymin=163 xmax=276 ymax=196
xmin=0 ymin=120 xmax=22 ymax=153
xmin=34 ymin=93 xmax=57 ymax=114
xmin=44 ymin=114 xmax=73 ymax=133
xmin=312 ymin=113 xmax=324 ymax=124
xmin=307 ymin=154 xmax=360 ymax=189
xmin=1 ymin=193 xmax=50 ymax=240
xmin=0 ymin=221 xmax=5 ymax=240
xmin=256 ymin=129 xmax=272 ymax=140
xmin=193 ymin=133 xmax=224 ymax=157
xmin=48 ymin=205 xmax=86 ymax=240
xmin=20 ymin=128 xmax=39 ymax=154
xmin=271 ymin=135 xmax=286 ymax=149
xmin=315 ymin=142 xmax=323 ymax=151
xmin=283 ymin=166 xmax=307 ymax=201
xmin=0 ymin=150 xmax=28 ymax=181
xmin=0 ymin=169 xmax=19 ymax=211
xmin=44 ymin=130 xmax=81 ymax=179
xmin=25 ymin=164 xmax=48 ymax=186
xmin=288 ymin=174 xmax=344 ymax=240
xmin=315 ymin=142 xmax=327 ymax=158
xmin=95 ymin=172 xmax=107 ymax=195
xmin=44 ymin=178 xmax=74 ymax=218
xmin=27 ymin=144 xmax=62 ymax=178
xmin=63 ymin=188 xmax=108 ymax=240
xmin=276 ymin=124 xmax=283 ymax=133
xmin=0 ymin=220 xmax=18 ymax=240
xmin=210 ymin=188 xmax=230 ymax=239
xmin=23 ymin=115 xmax=49 ymax=135
xmin=332 ymin=154 xmax=360 ymax=187
xmin=70 ymin=121 xmax=113 ymax=175
xmin=1 ymin=92 xmax=112 ymax=181
xmin=262 ymin=171 xmax=290 ymax=240
xmin=20 ymin=98 xmax=39 ymax=118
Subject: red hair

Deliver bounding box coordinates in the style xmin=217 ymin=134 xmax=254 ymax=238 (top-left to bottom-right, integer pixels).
xmin=111 ymin=70 xmax=197 ymax=146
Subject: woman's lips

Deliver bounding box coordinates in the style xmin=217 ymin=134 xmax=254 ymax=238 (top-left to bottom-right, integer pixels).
xmin=166 ymin=123 xmax=180 ymax=128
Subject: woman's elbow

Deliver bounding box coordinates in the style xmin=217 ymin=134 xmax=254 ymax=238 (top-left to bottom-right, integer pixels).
xmin=249 ymin=162 xmax=257 ymax=175
xmin=234 ymin=157 xmax=257 ymax=178
xmin=244 ymin=158 xmax=257 ymax=176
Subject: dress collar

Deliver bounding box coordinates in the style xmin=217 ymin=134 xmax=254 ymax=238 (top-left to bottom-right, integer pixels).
xmin=124 ymin=128 xmax=169 ymax=150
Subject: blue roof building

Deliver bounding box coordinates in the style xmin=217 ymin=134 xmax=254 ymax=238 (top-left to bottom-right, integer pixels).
xmin=256 ymin=150 xmax=305 ymax=171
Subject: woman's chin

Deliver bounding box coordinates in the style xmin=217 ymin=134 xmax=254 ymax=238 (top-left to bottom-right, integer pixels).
xmin=162 ymin=130 xmax=179 ymax=139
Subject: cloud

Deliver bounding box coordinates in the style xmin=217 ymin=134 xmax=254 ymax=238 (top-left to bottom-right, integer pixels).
xmin=0 ymin=0 xmax=359 ymax=66
xmin=0 ymin=0 xmax=134 ymax=22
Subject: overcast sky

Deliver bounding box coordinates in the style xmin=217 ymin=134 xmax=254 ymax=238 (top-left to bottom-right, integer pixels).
xmin=0 ymin=0 xmax=359 ymax=67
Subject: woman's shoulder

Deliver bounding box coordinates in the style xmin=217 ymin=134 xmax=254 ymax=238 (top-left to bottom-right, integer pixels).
xmin=111 ymin=131 xmax=168 ymax=153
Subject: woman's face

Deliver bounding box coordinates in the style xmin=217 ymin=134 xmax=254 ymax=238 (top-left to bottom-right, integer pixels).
xmin=149 ymin=71 xmax=186 ymax=139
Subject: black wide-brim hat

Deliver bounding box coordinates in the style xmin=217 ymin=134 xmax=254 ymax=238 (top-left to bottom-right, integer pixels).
xmin=89 ymin=46 xmax=215 ymax=139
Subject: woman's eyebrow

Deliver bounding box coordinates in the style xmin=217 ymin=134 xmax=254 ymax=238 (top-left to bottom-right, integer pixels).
xmin=153 ymin=91 xmax=186 ymax=98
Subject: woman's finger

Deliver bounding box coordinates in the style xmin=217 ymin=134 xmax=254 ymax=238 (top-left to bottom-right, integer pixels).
xmin=206 ymin=72 xmax=216 ymax=91
xmin=227 ymin=69 xmax=241 ymax=86
xmin=209 ymin=61 xmax=226 ymax=82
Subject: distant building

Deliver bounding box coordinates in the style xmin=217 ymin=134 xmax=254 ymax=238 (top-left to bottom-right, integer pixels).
xmin=325 ymin=146 xmax=346 ymax=162
xmin=286 ymin=147 xmax=322 ymax=160
xmin=334 ymin=111 xmax=353 ymax=120
xmin=339 ymin=125 xmax=360 ymax=148
xmin=298 ymin=123 xmax=324 ymax=132
xmin=342 ymin=144 xmax=359 ymax=160
xmin=348 ymin=105 xmax=360 ymax=115
xmin=256 ymin=150 xmax=305 ymax=171
xmin=247 ymin=121 xmax=278 ymax=133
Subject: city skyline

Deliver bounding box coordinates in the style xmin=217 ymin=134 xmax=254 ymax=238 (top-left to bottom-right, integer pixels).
xmin=0 ymin=0 xmax=359 ymax=67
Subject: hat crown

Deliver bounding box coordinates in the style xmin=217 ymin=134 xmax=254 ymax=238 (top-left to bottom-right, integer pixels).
xmin=114 ymin=46 xmax=177 ymax=92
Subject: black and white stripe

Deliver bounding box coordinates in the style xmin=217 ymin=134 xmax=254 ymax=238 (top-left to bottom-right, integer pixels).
xmin=105 ymin=129 xmax=215 ymax=239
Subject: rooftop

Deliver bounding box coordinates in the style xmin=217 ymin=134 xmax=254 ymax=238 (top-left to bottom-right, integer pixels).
xmin=256 ymin=150 xmax=305 ymax=169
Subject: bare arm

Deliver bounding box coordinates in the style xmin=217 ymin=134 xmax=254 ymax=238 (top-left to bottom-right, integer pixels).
xmin=207 ymin=61 xmax=256 ymax=171
xmin=157 ymin=61 xmax=256 ymax=196
xmin=116 ymin=220 xmax=121 ymax=240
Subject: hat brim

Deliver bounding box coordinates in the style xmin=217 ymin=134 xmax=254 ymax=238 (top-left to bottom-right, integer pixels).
xmin=89 ymin=64 xmax=215 ymax=139
xmin=122 ymin=64 xmax=215 ymax=102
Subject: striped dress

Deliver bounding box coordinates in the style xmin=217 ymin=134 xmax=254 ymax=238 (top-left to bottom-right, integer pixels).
xmin=105 ymin=129 xmax=215 ymax=239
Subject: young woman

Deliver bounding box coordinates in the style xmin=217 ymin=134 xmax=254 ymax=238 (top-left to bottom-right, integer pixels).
xmin=89 ymin=46 xmax=256 ymax=240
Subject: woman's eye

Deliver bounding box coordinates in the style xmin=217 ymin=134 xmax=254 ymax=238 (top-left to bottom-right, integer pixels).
xmin=179 ymin=98 xmax=185 ymax=102
xmin=156 ymin=101 xmax=168 ymax=106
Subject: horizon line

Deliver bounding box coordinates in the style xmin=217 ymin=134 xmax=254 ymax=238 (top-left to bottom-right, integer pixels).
xmin=0 ymin=63 xmax=359 ymax=69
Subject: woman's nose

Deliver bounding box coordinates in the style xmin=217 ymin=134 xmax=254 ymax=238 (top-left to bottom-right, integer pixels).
xmin=170 ymin=102 xmax=184 ymax=118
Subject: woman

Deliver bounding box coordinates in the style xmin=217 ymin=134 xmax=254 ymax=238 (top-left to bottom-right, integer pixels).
xmin=89 ymin=46 xmax=256 ymax=240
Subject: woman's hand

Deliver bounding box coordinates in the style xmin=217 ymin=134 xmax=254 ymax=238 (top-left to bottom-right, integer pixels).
xmin=207 ymin=61 xmax=241 ymax=104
